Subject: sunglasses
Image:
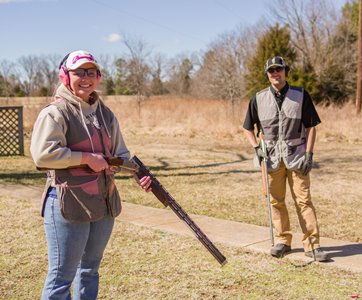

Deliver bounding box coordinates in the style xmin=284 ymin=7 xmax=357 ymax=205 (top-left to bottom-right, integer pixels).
xmin=70 ymin=68 xmax=98 ymax=78
xmin=267 ymin=66 xmax=284 ymax=74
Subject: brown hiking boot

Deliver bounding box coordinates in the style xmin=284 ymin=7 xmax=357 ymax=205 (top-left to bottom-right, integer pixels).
xmin=305 ymin=248 xmax=330 ymax=262
xmin=270 ymin=243 xmax=292 ymax=258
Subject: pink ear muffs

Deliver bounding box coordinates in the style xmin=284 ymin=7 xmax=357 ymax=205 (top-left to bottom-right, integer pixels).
xmin=58 ymin=53 xmax=102 ymax=86
xmin=59 ymin=65 xmax=70 ymax=85
xmin=96 ymin=70 xmax=102 ymax=84
xmin=59 ymin=53 xmax=70 ymax=86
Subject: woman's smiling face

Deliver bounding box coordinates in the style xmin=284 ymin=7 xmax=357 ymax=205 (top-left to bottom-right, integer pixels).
xmin=68 ymin=62 xmax=99 ymax=102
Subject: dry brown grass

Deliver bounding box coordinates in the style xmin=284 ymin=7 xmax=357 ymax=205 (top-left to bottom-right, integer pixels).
xmin=317 ymin=102 xmax=362 ymax=144
xmin=1 ymin=96 xmax=362 ymax=298
xmin=1 ymin=195 xmax=361 ymax=300
xmin=1 ymin=96 xmax=361 ymax=243
xmin=0 ymin=95 xmax=244 ymax=138
xmin=3 ymin=95 xmax=361 ymax=144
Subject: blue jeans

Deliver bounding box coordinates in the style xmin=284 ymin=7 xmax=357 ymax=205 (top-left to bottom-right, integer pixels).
xmin=42 ymin=194 xmax=114 ymax=300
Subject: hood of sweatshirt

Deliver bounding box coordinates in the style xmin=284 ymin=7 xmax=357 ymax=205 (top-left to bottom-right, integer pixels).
xmin=55 ymin=84 xmax=99 ymax=111
xmin=55 ymin=84 xmax=111 ymax=152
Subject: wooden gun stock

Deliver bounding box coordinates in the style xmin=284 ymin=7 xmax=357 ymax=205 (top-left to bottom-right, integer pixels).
xmin=132 ymin=155 xmax=227 ymax=266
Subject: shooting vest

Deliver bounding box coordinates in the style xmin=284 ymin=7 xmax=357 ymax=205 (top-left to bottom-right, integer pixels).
xmin=256 ymin=86 xmax=306 ymax=171
xmin=41 ymin=97 xmax=121 ymax=222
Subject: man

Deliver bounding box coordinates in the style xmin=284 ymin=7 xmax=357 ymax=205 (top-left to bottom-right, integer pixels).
xmin=243 ymin=56 xmax=329 ymax=262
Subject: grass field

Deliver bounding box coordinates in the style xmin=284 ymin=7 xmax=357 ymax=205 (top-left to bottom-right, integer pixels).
xmin=0 ymin=97 xmax=361 ymax=299
xmin=1 ymin=195 xmax=361 ymax=299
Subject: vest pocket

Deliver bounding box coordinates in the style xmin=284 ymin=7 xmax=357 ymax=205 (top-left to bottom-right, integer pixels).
xmin=107 ymin=180 xmax=122 ymax=218
xmin=56 ymin=175 xmax=106 ymax=222
xmin=283 ymin=140 xmax=306 ymax=170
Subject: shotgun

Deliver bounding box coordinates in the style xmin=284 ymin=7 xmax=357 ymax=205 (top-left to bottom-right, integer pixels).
xmin=260 ymin=140 xmax=274 ymax=246
xmin=132 ymin=155 xmax=227 ymax=266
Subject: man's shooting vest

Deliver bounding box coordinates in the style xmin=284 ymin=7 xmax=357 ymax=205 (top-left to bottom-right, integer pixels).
xmin=41 ymin=98 xmax=121 ymax=222
xmin=256 ymin=86 xmax=306 ymax=171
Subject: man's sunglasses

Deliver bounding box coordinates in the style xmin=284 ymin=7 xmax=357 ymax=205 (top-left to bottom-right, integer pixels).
xmin=70 ymin=68 xmax=98 ymax=78
xmin=267 ymin=66 xmax=284 ymax=74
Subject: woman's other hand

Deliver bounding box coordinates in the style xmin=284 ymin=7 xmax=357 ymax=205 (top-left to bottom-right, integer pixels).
xmin=136 ymin=175 xmax=152 ymax=192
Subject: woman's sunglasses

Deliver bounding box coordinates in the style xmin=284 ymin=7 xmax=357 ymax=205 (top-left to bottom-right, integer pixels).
xmin=70 ymin=68 xmax=98 ymax=78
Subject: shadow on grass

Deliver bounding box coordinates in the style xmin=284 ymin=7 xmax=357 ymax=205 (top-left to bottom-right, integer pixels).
xmin=0 ymin=155 xmax=256 ymax=182
xmin=0 ymin=172 xmax=46 ymax=181
xmin=148 ymin=169 xmax=257 ymax=178
xmin=152 ymin=154 xmax=246 ymax=170
xmin=120 ymin=155 xmax=257 ymax=178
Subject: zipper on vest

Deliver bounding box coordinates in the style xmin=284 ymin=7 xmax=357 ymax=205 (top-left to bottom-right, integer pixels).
xmin=96 ymin=127 xmax=111 ymax=216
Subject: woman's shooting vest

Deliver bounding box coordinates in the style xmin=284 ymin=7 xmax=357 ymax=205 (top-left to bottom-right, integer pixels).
xmin=256 ymin=86 xmax=306 ymax=171
xmin=41 ymin=98 xmax=121 ymax=222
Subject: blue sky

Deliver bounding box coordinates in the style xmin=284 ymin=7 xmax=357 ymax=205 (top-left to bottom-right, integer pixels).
xmin=0 ymin=0 xmax=348 ymax=62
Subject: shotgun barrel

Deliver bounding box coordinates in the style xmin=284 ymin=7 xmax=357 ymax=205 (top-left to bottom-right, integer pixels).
xmin=132 ymin=155 xmax=227 ymax=266
xmin=261 ymin=140 xmax=274 ymax=246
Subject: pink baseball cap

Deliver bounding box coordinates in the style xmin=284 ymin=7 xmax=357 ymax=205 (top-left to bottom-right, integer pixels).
xmin=65 ymin=50 xmax=100 ymax=70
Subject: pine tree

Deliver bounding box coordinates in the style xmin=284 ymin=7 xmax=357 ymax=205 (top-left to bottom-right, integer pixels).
xmin=245 ymin=24 xmax=297 ymax=98
xmin=316 ymin=0 xmax=359 ymax=105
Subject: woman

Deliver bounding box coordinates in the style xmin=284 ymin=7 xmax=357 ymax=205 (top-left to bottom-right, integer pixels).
xmin=30 ymin=50 xmax=152 ymax=299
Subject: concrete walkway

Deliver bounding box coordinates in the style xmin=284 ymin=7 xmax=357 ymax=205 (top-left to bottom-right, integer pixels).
xmin=1 ymin=182 xmax=361 ymax=273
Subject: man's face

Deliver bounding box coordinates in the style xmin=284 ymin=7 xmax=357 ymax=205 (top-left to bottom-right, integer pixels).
xmin=266 ymin=66 xmax=286 ymax=90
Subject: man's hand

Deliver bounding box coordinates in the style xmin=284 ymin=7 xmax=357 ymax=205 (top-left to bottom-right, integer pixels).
xmin=254 ymin=144 xmax=267 ymax=165
xmin=302 ymin=152 xmax=313 ymax=175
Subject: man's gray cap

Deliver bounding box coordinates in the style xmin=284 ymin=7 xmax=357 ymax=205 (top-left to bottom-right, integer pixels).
xmin=264 ymin=56 xmax=288 ymax=72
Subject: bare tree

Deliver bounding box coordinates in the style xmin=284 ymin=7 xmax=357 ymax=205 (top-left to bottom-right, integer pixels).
xmin=97 ymin=54 xmax=118 ymax=95
xmin=269 ymin=0 xmax=339 ymax=74
xmin=121 ymin=35 xmax=152 ymax=117
xmin=18 ymin=55 xmax=42 ymax=96
xmin=40 ymin=54 xmax=61 ymax=96
xmin=165 ymin=53 xmax=195 ymax=96
xmin=192 ymin=25 xmax=259 ymax=102
xmin=122 ymin=35 xmax=152 ymax=97
xmin=0 ymin=59 xmax=18 ymax=97
xmin=150 ymin=53 xmax=167 ymax=95
xmin=98 ymin=54 xmax=119 ymax=79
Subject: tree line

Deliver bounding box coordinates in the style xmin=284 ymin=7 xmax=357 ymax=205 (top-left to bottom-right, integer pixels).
xmin=0 ymin=0 xmax=358 ymax=106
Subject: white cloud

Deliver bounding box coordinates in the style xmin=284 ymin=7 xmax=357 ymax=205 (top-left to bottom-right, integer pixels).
xmin=103 ymin=33 xmax=123 ymax=43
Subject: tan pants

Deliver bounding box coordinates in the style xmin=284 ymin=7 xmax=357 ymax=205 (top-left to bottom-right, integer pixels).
xmin=268 ymin=161 xmax=320 ymax=252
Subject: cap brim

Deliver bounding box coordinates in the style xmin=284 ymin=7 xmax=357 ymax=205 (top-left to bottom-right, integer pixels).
xmin=266 ymin=64 xmax=284 ymax=70
xmin=68 ymin=61 xmax=100 ymax=70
